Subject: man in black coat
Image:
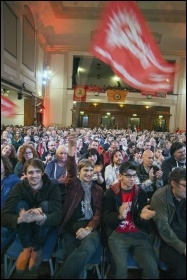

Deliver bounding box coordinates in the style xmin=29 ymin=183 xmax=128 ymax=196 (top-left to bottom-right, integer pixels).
xmin=161 ymin=142 xmax=186 ymax=185
xmin=1 ymin=158 xmax=62 ymax=274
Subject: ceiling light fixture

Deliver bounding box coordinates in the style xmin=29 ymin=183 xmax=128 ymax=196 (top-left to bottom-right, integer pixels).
xmin=43 ymin=64 xmax=52 ymax=85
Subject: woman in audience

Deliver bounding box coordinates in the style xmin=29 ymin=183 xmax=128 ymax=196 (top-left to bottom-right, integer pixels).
xmin=1 ymin=156 xmax=21 ymax=252
xmin=1 ymin=144 xmax=18 ymax=169
xmin=84 ymin=148 xmax=106 ymax=191
xmin=44 ymin=145 xmax=68 ymax=199
xmin=14 ymin=144 xmax=38 ymax=179
xmin=1 ymin=130 xmax=12 ymax=144
xmin=44 ymin=145 xmax=67 ymax=183
xmin=11 ymin=130 xmax=24 ymax=152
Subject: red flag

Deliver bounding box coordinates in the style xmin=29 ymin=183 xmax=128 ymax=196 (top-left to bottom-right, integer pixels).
xmin=1 ymin=95 xmax=18 ymax=117
xmin=73 ymin=85 xmax=87 ymax=102
xmin=90 ymin=1 xmax=176 ymax=93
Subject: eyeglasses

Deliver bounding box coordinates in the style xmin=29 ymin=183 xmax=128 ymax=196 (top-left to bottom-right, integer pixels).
xmin=24 ymin=152 xmax=33 ymax=155
xmin=122 ymin=174 xmax=137 ymax=179
xmin=178 ymin=182 xmax=186 ymax=188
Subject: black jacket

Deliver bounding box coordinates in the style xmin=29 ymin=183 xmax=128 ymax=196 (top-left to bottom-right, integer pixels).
xmin=161 ymin=156 xmax=186 ymax=185
xmin=102 ymin=181 xmax=153 ymax=245
xmin=1 ymin=173 xmax=62 ymax=229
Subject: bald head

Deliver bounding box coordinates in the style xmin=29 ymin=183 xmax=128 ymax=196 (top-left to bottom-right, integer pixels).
xmin=142 ymin=150 xmax=154 ymax=168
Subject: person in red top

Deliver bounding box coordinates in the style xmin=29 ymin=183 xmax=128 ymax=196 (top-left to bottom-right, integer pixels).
xmin=103 ymin=161 xmax=159 ymax=279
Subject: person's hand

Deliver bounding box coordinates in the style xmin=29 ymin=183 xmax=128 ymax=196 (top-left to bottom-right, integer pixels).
xmin=118 ymin=202 xmax=129 ymax=219
xmin=155 ymin=170 xmax=163 ymax=179
xmin=76 ymin=227 xmax=91 ymax=240
xmin=46 ymin=155 xmax=53 ymax=162
xmin=140 ymin=205 xmax=156 ymax=220
xmin=149 ymin=167 xmax=155 ymax=181
xmin=20 ymin=174 xmax=27 ymax=180
xmin=42 ymin=141 xmax=46 ymax=147
xmin=18 ymin=208 xmax=44 ymax=223
xmin=27 ymin=207 xmax=43 ymax=215
xmin=58 ymin=175 xmax=70 ymax=184
xmin=94 ymin=164 xmax=103 ymax=173
xmin=158 ymin=154 xmax=165 ymax=163
xmin=68 ymin=132 xmax=77 ymax=146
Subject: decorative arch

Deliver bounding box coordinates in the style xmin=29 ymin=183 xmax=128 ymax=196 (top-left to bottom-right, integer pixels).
xmin=24 ymin=5 xmax=35 ymax=28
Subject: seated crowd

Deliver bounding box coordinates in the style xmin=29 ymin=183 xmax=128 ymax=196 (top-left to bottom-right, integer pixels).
xmin=1 ymin=124 xmax=186 ymax=279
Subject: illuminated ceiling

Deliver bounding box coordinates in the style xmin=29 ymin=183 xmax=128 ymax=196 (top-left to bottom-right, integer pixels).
xmin=22 ymin=1 xmax=186 ymax=55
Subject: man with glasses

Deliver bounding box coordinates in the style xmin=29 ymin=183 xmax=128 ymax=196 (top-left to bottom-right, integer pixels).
xmin=150 ymin=167 xmax=186 ymax=279
xmin=103 ymin=161 xmax=159 ymax=279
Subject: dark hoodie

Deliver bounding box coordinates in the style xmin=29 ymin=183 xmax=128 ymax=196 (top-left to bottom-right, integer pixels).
xmin=1 ymin=173 xmax=62 ymax=229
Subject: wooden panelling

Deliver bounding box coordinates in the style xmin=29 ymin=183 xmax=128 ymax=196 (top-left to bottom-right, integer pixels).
xmin=24 ymin=97 xmax=34 ymax=126
xmin=72 ymin=102 xmax=171 ymax=131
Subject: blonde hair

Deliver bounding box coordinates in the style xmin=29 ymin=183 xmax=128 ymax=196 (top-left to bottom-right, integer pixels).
xmin=56 ymin=145 xmax=67 ymax=156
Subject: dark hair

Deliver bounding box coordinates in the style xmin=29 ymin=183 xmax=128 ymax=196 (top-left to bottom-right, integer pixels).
xmin=168 ymin=167 xmax=186 ymax=185
xmin=134 ymin=147 xmax=143 ymax=154
xmin=170 ymin=142 xmax=186 ymax=156
xmin=110 ymin=149 xmax=123 ymax=166
xmin=1 ymin=155 xmax=13 ymax=176
xmin=23 ymin=158 xmax=44 ymax=174
xmin=128 ymin=142 xmax=136 ymax=149
xmin=119 ymin=161 xmax=137 ymax=174
xmin=85 ymin=148 xmax=100 ymax=165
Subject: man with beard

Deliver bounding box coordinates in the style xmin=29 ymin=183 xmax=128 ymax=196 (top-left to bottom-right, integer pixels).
xmin=161 ymin=142 xmax=186 ymax=185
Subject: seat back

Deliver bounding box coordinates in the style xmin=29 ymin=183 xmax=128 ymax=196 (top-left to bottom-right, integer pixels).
xmin=54 ymin=238 xmax=103 ymax=279
xmin=4 ymin=227 xmax=58 ymax=279
xmin=1 ymin=229 xmax=17 ymax=256
xmin=102 ymin=246 xmax=139 ymax=279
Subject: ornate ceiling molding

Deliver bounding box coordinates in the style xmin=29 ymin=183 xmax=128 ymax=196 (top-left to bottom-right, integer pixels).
xmin=45 ymin=44 xmax=186 ymax=57
xmin=49 ymin=1 xmax=185 ymax=23
xmin=49 ymin=1 xmax=103 ymax=19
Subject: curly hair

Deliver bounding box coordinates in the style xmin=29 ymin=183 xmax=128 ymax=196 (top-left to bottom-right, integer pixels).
xmin=1 ymin=155 xmax=13 ymax=176
xmin=2 ymin=144 xmax=17 ymax=159
xmin=18 ymin=144 xmax=38 ymax=164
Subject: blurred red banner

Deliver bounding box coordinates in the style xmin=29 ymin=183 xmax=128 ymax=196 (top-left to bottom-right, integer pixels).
xmin=90 ymin=1 xmax=176 ymax=93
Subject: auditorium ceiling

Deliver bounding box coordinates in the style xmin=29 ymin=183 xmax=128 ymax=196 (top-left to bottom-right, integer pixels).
xmin=6 ymin=1 xmax=187 ymax=82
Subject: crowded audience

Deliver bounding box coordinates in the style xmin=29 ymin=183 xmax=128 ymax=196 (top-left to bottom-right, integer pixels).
xmin=1 ymin=124 xmax=186 ymax=279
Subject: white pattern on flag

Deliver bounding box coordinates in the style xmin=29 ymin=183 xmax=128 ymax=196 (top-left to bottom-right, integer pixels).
xmin=90 ymin=1 xmax=176 ymax=93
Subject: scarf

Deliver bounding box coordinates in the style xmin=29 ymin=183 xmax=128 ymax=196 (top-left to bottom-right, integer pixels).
xmin=81 ymin=180 xmax=93 ymax=220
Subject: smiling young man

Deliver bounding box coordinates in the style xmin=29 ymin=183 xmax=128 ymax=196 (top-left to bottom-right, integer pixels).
xmin=1 ymin=158 xmax=62 ymax=274
xmin=53 ymin=132 xmax=103 ymax=279
xmin=103 ymin=161 xmax=159 ymax=279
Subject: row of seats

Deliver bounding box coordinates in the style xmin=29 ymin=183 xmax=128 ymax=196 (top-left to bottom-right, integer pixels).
xmin=3 ymin=227 xmax=169 ymax=279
